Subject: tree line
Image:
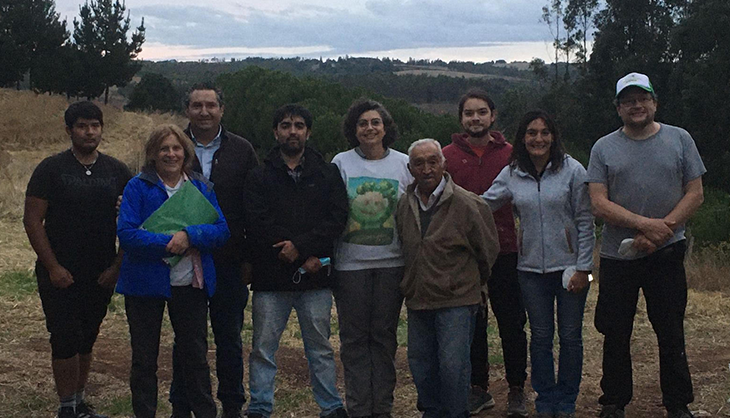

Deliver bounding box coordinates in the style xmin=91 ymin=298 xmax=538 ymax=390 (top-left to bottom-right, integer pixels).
xmin=0 ymin=0 xmax=144 ymax=103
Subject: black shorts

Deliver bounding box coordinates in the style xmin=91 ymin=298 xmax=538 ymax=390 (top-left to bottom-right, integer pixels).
xmin=36 ymin=263 xmax=113 ymax=359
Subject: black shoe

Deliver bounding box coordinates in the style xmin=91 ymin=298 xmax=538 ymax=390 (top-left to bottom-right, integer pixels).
xmin=246 ymin=413 xmax=266 ymax=418
xmin=222 ymin=406 xmax=243 ymax=418
xmin=507 ymin=386 xmax=528 ymax=417
xmin=667 ymin=407 xmax=695 ymax=418
xmin=75 ymin=402 xmax=108 ymax=418
xmin=57 ymin=407 xmax=76 ymax=418
xmin=170 ymin=405 xmax=192 ymax=418
xmin=323 ymin=408 xmax=349 ymax=418
xmin=598 ymin=405 xmax=625 ymax=418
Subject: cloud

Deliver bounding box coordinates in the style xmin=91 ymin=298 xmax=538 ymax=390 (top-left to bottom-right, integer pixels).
xmin=55 ymin=0 xmax=556 ymax=61
xmin=135 ymin=0 xmax=551 ymax=53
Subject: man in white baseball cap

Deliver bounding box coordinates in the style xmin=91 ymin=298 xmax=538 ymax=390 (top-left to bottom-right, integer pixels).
xmin=614 ymin=72 xmax=655 ymax=97
xmin=585 ymin=72 xmax=706 ymax=418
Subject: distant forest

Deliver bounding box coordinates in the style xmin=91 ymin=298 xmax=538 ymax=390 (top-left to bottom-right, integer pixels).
xmin=128 ymin=56 xmax=536 ymax=114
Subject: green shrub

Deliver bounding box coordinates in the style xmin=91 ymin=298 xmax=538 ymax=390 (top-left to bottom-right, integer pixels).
xmin=688 ymin=187 xmax=730 ymax=246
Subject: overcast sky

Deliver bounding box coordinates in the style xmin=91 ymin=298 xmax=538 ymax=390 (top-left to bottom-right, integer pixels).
xmin=53 ymin=0 xmax=564 ymax=63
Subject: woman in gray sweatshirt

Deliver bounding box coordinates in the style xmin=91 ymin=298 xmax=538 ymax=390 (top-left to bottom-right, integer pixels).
xmin=482 ymin=110 xmax=595 ymax=418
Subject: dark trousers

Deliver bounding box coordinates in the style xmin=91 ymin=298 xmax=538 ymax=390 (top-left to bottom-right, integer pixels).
xmin=170 ymin=261 xmax=249 ymax=412
xmin=470 ymin=252 xmax=528 ymax=389
xmin=125 ymin=286 xmax=216 ymax=418
xmin=595 ymin=240 xmax=693 ymax=410
xmin=334 ymin=267 xmax=404 ymax=417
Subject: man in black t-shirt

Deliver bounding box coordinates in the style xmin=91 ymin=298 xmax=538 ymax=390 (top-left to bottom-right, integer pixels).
xmin=24 ymin=101 xmax=132 ymax=418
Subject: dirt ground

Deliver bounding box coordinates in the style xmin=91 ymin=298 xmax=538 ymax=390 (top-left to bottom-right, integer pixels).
xmin=0 ymin=208 xmax=728 ymax=418
xmin=3 ymin=282 xmax=728 ymax=418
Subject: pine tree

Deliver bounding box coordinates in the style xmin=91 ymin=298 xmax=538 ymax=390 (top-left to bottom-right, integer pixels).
xmin=73 ymin=0 xmax=145 ymax=103
xmin=0 ymin=0 xmax=68 ymax=89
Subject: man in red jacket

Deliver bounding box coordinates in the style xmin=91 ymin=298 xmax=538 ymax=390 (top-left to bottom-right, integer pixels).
xmin=443 ymin=90 xmax=528 ymax=417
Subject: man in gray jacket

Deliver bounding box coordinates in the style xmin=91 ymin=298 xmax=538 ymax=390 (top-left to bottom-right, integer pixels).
xmin=397 ymin=138 xmax=500 ymax=418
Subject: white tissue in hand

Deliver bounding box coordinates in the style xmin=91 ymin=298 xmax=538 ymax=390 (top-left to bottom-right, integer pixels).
xmin=562 ymin=266 xmax=576 ymax=289
xmin=618 ymin=238 xmax=638 ymax=257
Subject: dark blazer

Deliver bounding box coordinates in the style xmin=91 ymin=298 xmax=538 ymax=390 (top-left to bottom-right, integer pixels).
xmin=186 ymin=125 xmax=258 ymax=264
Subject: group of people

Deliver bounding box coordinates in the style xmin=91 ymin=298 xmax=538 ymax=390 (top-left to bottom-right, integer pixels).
xmin=23 ymin=72 xmax=705 ymax=418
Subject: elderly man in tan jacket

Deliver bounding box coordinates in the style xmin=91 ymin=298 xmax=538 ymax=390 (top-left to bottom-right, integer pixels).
xmin=397 ymin=138 xmax=500 ymax=418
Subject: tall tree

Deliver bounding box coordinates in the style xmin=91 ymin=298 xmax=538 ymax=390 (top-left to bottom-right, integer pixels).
xmin=589 ymin=0 xmax=681 ymax=88
xmin=669 ymin=0 xmax=730 ymax=192
xmin=0 ymin=0 xmax=68 ymax=89
xmin=0 ymin=0 xmax=25 ymax=87
xmin=542 ymin=0 xmax=564 ymax=83
xmin=73 ymin=0 xmax=145 ymax=103
xmin=32 ymin=42 xmax=84 ymax=97
xmin=564 ymin=0 xmax=599 ymax=72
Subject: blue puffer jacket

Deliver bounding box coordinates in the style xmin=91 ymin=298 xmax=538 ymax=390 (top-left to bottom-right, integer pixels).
xmin=116 ymin=168 xmax=230 ymax=298
xmin=482 ymin=155 xmax=595 ymax=273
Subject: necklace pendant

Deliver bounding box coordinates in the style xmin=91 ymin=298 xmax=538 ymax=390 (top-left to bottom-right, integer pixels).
xmin=85 ymin=170 xmax=92 ymax=176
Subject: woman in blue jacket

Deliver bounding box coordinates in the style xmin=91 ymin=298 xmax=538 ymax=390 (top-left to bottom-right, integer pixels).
xmin=482 ymin=110 xmax=594 ymax=418
xmin=117 ymin=124 xmax=229 ymax=418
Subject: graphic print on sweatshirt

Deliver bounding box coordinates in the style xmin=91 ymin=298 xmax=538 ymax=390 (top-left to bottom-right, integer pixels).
xmin=344 ymin=176 xmax=399 ymax=245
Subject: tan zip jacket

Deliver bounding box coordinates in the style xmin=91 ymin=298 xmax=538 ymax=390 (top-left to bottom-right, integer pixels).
xmin=396 ymin=174 xmax=500 ymax=310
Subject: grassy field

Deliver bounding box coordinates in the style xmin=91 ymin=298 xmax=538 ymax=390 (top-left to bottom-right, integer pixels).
xmin=1 ymin=89 xmax=729 ymax=417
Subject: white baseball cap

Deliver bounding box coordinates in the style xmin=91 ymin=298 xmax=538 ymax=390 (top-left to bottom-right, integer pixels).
xmin=616 ymin=72 xmax=655 ymax=98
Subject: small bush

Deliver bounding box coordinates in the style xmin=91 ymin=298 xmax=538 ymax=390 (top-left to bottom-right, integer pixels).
xmin=688 ymin=187 xmax=730 ymax=246
xmin=125 ymin=73 xmax=181 ymax=113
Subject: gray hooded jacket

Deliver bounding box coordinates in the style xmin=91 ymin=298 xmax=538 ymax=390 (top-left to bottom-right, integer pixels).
xmin=482 ymin=155 xmax=595 ymax=273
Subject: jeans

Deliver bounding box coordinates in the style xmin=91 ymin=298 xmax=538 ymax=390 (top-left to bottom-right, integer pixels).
xmin=248 ymin=289 xmax=344 ymax=418
xmin=125 ymin=286 xmax=216 ymax=418
xmin=470 ymin=253 xmax=528 ymax=390
xmin=170 ymin=261 xmax=249 ymax=413
xmin=519 ymin=270 xmax=589 ymax=415
xmin=408 ymin=305 xmax=478 ymax=418
xmin=334 ymin=267 xmax=404 ymax=417
xmin=595 ymin=241 xmax=693 ymax=410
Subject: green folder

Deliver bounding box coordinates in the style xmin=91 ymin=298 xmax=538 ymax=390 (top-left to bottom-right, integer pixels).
xmin=142 ymin=180 xmax=220 ymax=266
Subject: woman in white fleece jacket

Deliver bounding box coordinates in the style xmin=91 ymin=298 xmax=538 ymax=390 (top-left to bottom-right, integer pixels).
xmin=482 ymin=110 xmax=595 ymax=418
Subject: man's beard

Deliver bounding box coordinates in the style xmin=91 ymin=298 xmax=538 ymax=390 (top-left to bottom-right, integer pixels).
xmin=280 ymin=140 xmax=304 ymax=156
xmin=465 ymin=126 xmax=490 ymax=138
xmin=625 ymin=116 xmax=654 ymax=131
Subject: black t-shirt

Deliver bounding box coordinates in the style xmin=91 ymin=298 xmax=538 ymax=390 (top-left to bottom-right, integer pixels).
xmin=26 ymin=149 xmax=133 ymax=277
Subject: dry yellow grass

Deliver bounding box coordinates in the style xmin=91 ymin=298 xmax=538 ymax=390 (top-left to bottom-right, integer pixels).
xmin=0 ymin=89 xmax=185 ymax=220
xmin=0 ymin=88 xmax=728 ymax=418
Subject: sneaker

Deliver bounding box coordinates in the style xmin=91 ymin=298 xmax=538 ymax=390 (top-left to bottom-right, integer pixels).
xmin=556 ymin=413 xmax=576 ymax=418
xmin=75 ymin=402 xmax=108 ymax=418
xmin=535 ymin=413 xmax=554 ymax=418
xmin=667 ymin=407 xmax=695 ymax=418
xmin=468 ymin=386 xmax=495 ymax=415
xmin=507 ymin=386 xmax=528 ymax=417
xmin=599 ymin=405 xmax=625 ymax=418
xmin=322 ymin=408 xmax=349 ymax=418
xmin=57 ymin=407 xmax=76 ymax=418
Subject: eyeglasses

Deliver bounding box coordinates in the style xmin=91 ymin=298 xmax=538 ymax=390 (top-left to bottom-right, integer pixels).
xmin=357 ymin=119 xmax=383 ymax=129
xmin=619 ymin=96 xmax=654 ymax=107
